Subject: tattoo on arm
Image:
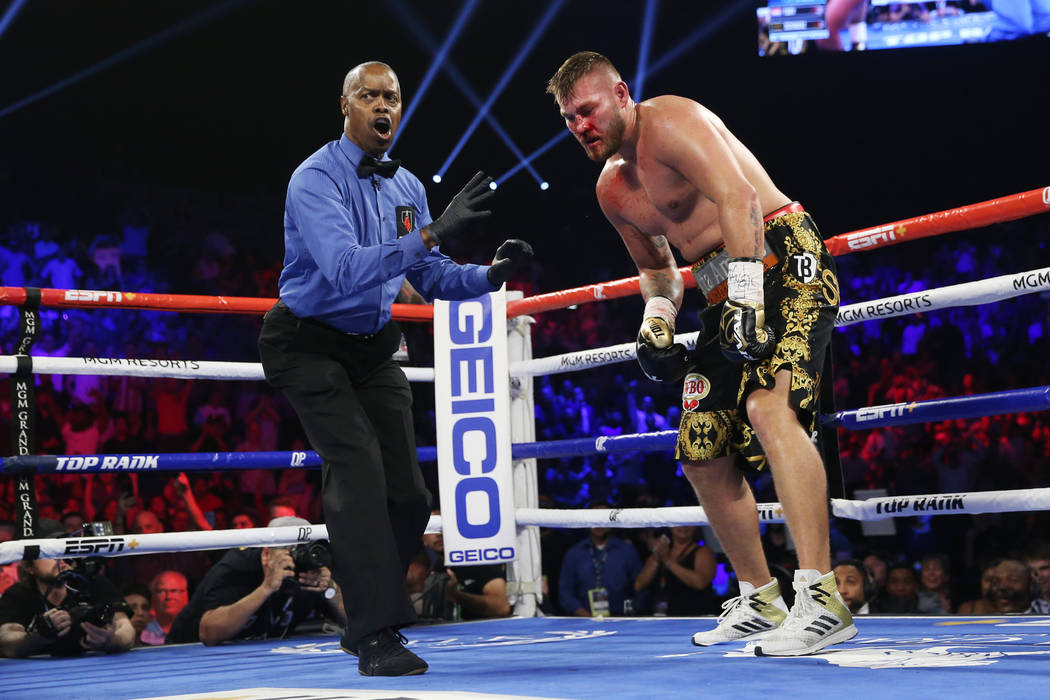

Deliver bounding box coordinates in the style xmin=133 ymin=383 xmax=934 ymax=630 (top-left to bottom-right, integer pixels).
xmin=750 ymin=205 xmax=763 ymax=256
xmin=640 ymin=270 xmax=675 ymax=301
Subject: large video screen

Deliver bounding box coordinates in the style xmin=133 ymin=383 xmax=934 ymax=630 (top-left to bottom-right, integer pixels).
xmin=758 ymin=1 xmax=1050 ymax=55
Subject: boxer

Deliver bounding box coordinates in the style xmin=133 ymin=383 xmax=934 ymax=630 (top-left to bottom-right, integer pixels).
xmin=547 ymin=51 xmax=853 ymax=657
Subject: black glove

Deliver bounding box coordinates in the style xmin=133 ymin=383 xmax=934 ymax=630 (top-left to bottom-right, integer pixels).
xmin=636 ymin=340 xmax=690 ymax=383
xmin=719 ymin=258 xmax=776 ymax=362
xmin=487 ymin=239 xmax=534 ymax=287
xmin=425 ymin=171 xmax=496 ymax=247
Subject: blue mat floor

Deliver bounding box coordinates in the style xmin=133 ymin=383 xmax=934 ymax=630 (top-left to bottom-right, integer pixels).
xmin=4 ymin=615 xmax=1050 ymax=699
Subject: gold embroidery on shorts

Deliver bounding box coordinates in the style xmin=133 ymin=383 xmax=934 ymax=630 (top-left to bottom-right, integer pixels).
xmin=790 ymin=366 xmax=817 ymax=411
xmin=738 ymin=361 xmax=775 ymax=406
xmin=776 ymin=334 xmax=812 ymax=365
xmin=737 ymin=213 xmax=829 ymax=414
xmin=731 ymin=424 xmax=767 ymax=472
xmin=676 ymin=411 xmax=731 ymax=462
xmin=786 ymin=213 xmax=822 ymax=254
xmin=822 ymin=268 xmax=840 ymax=306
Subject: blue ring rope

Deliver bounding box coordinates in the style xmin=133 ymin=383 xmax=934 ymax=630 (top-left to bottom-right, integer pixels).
xmin=5 ymin=385 xmax=1049 ymax=474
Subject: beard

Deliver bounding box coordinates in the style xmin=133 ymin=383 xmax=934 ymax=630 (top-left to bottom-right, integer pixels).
xmin=581 ymin=110 xmax=626 ymax=161
xmin=34 ymin=569 xmax=60 ymax=586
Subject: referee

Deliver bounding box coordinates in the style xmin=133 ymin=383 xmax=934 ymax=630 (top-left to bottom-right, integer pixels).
xmin=258 ymin=60 xmax=532 ymax=676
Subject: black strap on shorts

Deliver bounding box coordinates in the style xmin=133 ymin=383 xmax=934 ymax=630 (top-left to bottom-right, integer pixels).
xmin=819 ymin=351 xmax=845 ymax=500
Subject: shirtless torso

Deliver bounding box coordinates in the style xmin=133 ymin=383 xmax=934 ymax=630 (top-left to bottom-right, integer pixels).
xmin=595 ymin=96 xmax=791 ymax=264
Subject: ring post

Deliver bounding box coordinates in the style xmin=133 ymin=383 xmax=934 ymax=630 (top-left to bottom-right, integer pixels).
xmin=506 ymin=291 xmax=541 ymax=617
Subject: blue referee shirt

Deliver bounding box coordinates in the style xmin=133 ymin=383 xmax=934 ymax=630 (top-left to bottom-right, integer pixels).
xmin=279 ymin=134 xmax=495 ymax=334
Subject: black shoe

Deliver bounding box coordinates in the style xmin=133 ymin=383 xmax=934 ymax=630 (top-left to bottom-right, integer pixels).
xmin=339 ymin=633 xmax=358 ymax=658
xmin=357 ymin=629 xmax=428 ymax=676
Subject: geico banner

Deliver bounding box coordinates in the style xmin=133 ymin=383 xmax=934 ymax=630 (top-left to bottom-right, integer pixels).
xmin=433 ymin=291 xmax=516 ymax=566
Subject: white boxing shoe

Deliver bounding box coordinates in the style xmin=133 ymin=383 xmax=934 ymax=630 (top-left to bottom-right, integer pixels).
xmin=750 ymin=569 xmax=857 ymax=657
xmin=691 ymin=577 xmax=788 ymax=647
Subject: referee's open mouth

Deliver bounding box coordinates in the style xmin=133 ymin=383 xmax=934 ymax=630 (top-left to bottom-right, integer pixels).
xmin=373 ymin=116 xmax=392 ymax=140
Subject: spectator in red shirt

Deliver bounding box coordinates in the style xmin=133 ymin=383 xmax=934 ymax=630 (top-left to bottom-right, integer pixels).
xmin=154 ymin=379 xmax=193 ymax=452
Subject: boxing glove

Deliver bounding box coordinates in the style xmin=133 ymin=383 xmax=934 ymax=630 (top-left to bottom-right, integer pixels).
xmin=637 ymin=341 xmax=690 ymax=383
xmin=638 ymin=296 xmax=677 ymax=349
xmin=636 ymin=296 xmax=688 ymax=382
xmin=719 ymin=258 xmax=776 ymax=362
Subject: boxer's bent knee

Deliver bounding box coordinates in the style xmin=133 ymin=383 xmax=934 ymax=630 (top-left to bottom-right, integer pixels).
xmin=745 ymin=370 xmax=796 ymax=437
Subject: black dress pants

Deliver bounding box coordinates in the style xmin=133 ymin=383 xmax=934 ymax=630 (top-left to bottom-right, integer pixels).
xmin=258 ymin=302 xmax=430 ymax=647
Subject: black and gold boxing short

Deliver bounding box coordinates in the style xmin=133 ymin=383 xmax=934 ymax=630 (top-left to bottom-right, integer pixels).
xmin=675 ymin=202 xmax=840 ymax=472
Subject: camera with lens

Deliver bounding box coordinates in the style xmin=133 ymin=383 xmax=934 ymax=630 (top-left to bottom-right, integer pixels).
xmin=279 ymin=540 xmax=332 ymax=594
xmin=82 ymin=521 xmax=113 ymax=537
xmin=64 ymin=598 xmax=118 ymax=630
xmin=29 ymin=558 xmax=129 ymax=649
xmin=289 ymin=540 xmax=332 ymax=574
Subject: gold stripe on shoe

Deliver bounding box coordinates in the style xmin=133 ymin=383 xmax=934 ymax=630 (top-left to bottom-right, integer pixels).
xmin=750 ymin=580 xmax=789 ymax=624
xmin=809 ymin=571 xmax=853 ymax=624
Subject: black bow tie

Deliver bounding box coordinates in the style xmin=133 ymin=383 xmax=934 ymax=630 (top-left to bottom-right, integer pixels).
xmin=357 ymin=155 xmax=401 ymax=179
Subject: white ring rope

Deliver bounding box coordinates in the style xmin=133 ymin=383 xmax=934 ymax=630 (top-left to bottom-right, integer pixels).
xmin=835 ymin=265 xmax=1050 ymax=325
xmin=0 ymin=524 xmax=335 ymax=566
xmin=510 ymin=333 xmax=698 ymax=379
xmin=6 ymin=487 xmax=1048 ymax=565
xmin=512 ymin=264 xmax=1050 ymax=378
xmin=5 ymin=266 xmax=1045 ymax=383
xmin=0 ymin=356 xmax=436 ymax=383
xmin=829 ymin=487 xmax=1050 ymax=522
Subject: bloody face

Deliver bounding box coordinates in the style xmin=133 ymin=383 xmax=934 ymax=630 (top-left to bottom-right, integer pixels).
xmin=557 ymin=70 xmax=628 ymax=162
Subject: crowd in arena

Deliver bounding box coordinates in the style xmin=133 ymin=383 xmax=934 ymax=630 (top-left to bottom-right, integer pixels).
xmin=1 ymin=198 xmax=1049 ymax=653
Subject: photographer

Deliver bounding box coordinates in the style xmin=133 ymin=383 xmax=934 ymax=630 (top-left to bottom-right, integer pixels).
xmin=0 ymin=519 xmax=134 ymax=657
xmin=167 ymin=517 xmax=345 ymax=645
xmin=411 ymin=522 xmax=510 ymax=621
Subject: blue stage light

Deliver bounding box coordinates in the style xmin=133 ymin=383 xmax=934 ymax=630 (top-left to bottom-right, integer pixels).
xmin=496 ymin=2 xmax=752 ymax=185
xmin=432 ymin=174 xmax=442 ymax=183
xmin=648 ymin=2 xmax=750 ymax=76
xmin=389 ymin=0 xmax=547 ymax=186
xmin=435 ymin=0 xmax=567 ymax=179
xmin=540 ymin=181 xmax=549 ymax=191
xmin=0 ymin=0 xmax=247 ymax=120
xmin=391 ymin=0 xmax=480 ymax=151
xmin=0 ymin=0 xmax=29 ymax=40
xmin=496 ymin=131 xmax=569 ymax=185
xmin=634 ymin=0 xmax=659 ymax=100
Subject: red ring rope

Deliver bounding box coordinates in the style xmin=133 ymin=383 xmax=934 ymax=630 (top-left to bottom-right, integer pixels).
xmin=2 ymin=185 xmax=1046 ymax=321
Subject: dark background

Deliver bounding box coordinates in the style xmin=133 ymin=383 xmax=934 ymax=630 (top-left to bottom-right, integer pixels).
xmin=2 ymin=0 xmax=1047 ymax=291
